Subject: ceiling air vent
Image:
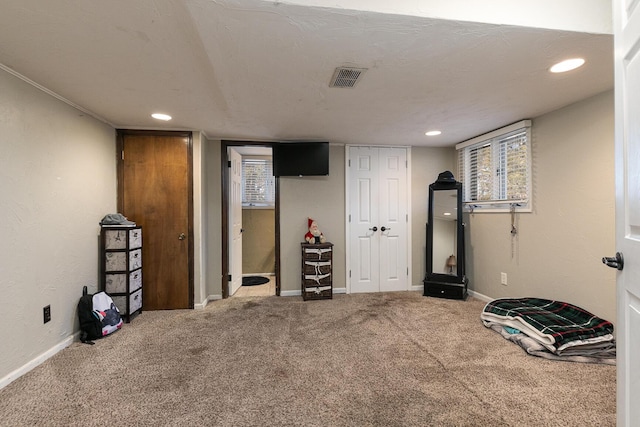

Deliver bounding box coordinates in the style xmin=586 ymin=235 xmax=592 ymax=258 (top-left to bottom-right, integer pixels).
xmin=329 ymin=67 xmax=367 ymax=88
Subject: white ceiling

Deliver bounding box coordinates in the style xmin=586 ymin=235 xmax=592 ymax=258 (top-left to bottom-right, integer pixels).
xmin=0 ymin=0 xmax=613 ymax=147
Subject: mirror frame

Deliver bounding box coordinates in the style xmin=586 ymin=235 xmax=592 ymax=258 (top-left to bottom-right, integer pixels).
xmin=424 ymin=172 xmax=468 ymax=297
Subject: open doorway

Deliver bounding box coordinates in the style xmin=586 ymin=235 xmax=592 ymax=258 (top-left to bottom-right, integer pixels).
xmin=221 ymin=141 xmax=279 ymax=298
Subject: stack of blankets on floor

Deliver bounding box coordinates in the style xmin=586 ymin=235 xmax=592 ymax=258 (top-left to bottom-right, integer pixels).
xmin=481 ymin=297 xmax=616 ymax=365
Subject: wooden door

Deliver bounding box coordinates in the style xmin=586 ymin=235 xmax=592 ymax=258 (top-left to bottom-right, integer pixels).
xmin=348 ymin=146 xmax=409 ymax=293
xmin=118 ymin=131 xmax=193 ymax=310
xmin=613 ymin=0 xmax=640 ymax=424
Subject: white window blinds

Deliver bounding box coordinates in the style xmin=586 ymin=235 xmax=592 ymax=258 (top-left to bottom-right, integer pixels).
xmin=457 ymin=120 xmax=532 ymax=212
xmin=242 ymin=159 xmax=275 ymax=207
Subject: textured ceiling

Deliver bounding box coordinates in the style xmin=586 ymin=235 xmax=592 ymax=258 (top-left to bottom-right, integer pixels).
xmin=0 ymin=0 xmax=613 ymax=147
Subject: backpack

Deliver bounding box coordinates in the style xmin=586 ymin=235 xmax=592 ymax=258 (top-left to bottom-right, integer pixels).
xmin=78 ymin=286 xmax=123 ymax=344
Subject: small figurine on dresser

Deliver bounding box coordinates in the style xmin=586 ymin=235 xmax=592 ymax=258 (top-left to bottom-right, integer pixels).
xmin=305 ymin=217 xmax=326 ymax=244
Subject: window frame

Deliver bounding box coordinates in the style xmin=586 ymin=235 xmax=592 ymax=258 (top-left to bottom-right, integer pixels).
xmin=456 ymin=120 xmax=532 ymax=213
xmin=241 ymin=156 xmax=275 ymax=209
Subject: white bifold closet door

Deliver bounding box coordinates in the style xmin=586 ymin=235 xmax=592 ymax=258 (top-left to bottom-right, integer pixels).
xmin=348 ymin=146 xmax=409 ymax=293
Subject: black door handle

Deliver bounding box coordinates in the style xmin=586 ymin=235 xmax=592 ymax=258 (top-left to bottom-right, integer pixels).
xmin=381 ymin=226 xmax=391 ymax=232
xmin=368 ymin=226 xmax=378 ymax=232
xmin=602 ymin=252 xmax=624 ymax=270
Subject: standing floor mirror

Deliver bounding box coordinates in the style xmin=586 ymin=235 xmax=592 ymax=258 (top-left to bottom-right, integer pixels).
xmin=424 ymin=171 xmax=468 ymax=299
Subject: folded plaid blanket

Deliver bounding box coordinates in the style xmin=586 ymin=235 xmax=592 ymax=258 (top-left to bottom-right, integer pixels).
xmin=481 ymin=297 xmax=614 ymax=350
xmin=485 ymin=323 xmax=616 ymax=365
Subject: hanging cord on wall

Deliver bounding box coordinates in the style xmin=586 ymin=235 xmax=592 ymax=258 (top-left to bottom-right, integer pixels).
xmin=510 ymin=203 xmax=521 ymax=260
xmin=510 ymin=203 xmax=519 ymax=235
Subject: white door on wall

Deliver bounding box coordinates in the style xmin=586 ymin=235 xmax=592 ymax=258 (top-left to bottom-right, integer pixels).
xmin=613 ymin=0 xmax=640 ymax=424
xmin=229 ymin=147 xmax=243 ymax=296
xmin=348 ymin=146 xmax=409 ymax=293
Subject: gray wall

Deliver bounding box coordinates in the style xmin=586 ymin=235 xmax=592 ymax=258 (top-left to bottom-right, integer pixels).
xmin=201 ymin=91 xmax=616 ymax=327
xmin=201 ymin=144 xmax=454 ymax=296
xmin=410 ymin=147 xmax=457 ymax=286
xmin=204 ymin=141 xmax=222 ymax=300
xmin=0 ymin=65 xmax=616 ymax=389
xmin=279 ymin=145 xmax=347 ymax=293
xmin=466 ymin=90 xmax=616 ymax=322
xmin=0 ymin=69 xmax=116 ymax=384
xmin=193 ymin=132 xmax=207 ymax=307
xmin=242 ymin=208 xmax=275 ymax=274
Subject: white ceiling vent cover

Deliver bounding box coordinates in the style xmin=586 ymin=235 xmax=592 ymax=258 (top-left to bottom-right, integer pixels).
xmin=329 ymin=67 xmax=367 ymax=88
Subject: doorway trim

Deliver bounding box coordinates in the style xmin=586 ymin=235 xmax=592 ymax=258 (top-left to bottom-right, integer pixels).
xmin=344 ymin=145 xmax=412 ymax=294
xmin=116 ymin=129 xmax=195 ymax=308
xmin=221 ymin=140 xmax=280 ymax=298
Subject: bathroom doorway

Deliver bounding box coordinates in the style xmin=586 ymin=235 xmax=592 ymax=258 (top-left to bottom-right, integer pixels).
xmin=221 ymin=141 xmax=279 ymax=298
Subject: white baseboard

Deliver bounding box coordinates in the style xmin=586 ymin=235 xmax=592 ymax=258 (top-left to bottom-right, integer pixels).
xmin=189 ymin=285 xmax=494 ymax=310
xmin=285 ymin=287 xmax=421 ymax=296
xmin=194 ymin=294 xmax=222 ymax=309
xmin=194 ymin=299 xmax=208 ymax=310
xmin=195 ymin=288 xmax=492 ymax=306
xmin=0 ymin=332 xmax=78 ymax=390
xmin=281 ymin=287 xmax=347 ymax=297
xmin=468 ymin=289 xmax=493 ymax=302
xmin=280 ymin=290 xmax=302 ymax=297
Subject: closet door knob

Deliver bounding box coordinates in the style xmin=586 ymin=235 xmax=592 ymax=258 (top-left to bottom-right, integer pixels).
xmin=381 ymin=226 xmax=391 ymax=232
xmin=369 ymin=226 xmax=378 ymax=232
xmin=178 ymin=233 xmax=186 ymax=240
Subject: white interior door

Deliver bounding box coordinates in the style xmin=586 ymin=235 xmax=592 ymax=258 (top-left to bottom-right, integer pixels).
xmin=349 ymin=147 xmax=380 ymax=293
xmin=348 ymin=146 xmax=408 ymax=293
xmin=229 ymin=147 xmax=243 ymax=296
xmin=378 ymin=147 xmax=408 ymax=292
xmin=614 ymin=1 xmax=640 ymax=424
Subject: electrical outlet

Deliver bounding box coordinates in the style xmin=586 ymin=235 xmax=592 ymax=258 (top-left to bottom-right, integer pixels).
xmin=43 ymin=305 xmax=51 ymax=324
xmin=501 ymin=272 xmax=508 ymax=286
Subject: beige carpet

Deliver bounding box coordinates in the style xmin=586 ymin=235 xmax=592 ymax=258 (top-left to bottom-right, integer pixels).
xmin=0 ymin=292 xmax=615 ymax=426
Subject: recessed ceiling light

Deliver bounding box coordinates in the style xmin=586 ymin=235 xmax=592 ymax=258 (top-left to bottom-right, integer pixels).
xmin=151 ymin=113 xmax=172 ymax=121
xmin=549 ymin=58 xmax=585 ymax=73
xmin=443 ymin=212 xmax=452 ymax=216
xmin=425 ymin=130 xmax=442 ymax=136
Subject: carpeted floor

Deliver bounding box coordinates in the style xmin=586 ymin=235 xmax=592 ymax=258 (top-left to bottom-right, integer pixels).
xmin=0 ymin=292 xmax=616 ymax=426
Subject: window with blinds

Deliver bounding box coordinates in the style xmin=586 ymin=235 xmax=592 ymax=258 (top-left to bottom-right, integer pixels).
xmin=242 ymin=158 xmax=275 ymax=207
xmin=456 ymin=120 xmax=532 ymax=212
